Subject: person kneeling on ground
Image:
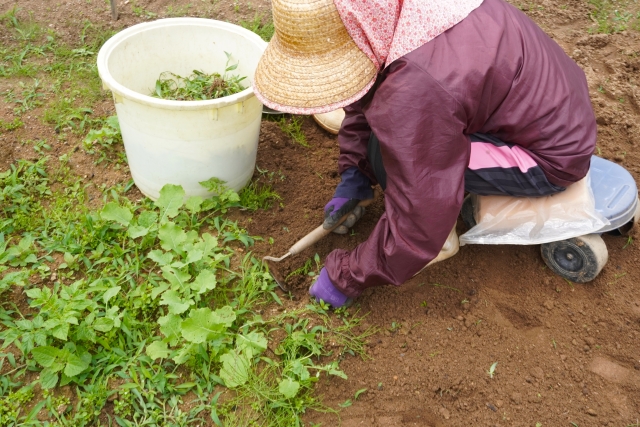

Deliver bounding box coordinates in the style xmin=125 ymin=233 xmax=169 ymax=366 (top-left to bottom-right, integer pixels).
xmin=253 ymin=0 xmax=596 ymax=308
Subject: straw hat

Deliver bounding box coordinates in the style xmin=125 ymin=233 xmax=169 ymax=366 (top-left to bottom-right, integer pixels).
xmin=254 ymin=0 xmax=378 ymax=114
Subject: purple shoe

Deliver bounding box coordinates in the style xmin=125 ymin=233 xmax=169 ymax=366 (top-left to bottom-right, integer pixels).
xmin=309 ymin=268 xmax=351 ymax=308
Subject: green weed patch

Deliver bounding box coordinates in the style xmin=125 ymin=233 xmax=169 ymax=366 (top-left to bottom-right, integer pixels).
xmin=0 ymin=158 xmax=374 ymax=426
xmin=589 ymin=0 xmax=640 ymax=33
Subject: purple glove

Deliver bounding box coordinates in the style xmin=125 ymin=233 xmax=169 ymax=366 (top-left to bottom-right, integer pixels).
xmin=309 ymin=268 xmax=350 ymax=308
xmin=324 ymin=167 xmax=373 ymax=234
xmin=324 ymin=198 xmax=365 ymax=234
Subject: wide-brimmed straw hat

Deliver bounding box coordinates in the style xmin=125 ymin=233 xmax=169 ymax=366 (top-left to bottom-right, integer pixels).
xmin=253 ymin=0 xmax=378 ymax=115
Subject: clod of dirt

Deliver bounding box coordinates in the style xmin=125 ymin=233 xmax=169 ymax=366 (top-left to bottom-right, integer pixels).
xmin=438 ymin=407 xmax=451 ymax=420
xmin=586 ymin=408 xmax=598 ymax=416
xmin=576 ymin=34 xmax=610 ymax=49
xmin=531 ymin=367 xmax=544 ymax=379
xmin=543 ymin=300 xmax=554 ymax=310
xmin=510 ymin=392 xmax=522 ymax=404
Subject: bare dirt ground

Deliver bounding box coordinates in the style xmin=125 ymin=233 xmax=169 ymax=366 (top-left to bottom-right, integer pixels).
xmin=1 ymin=0 xmax=640 ymax=426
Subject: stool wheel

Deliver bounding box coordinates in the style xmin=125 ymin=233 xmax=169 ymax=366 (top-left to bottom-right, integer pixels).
xmin=541 ymin=234 xmax=608 ymax=283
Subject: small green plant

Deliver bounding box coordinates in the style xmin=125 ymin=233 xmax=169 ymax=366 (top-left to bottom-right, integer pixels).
xmin=152 ymin=53 xmax=246 ymax=101
xmin=238 ymin=181 xmax=281 ymax=211
xmin=429 ymin=282 xmax=461 ymax=293
xmin=6 ymin=78 xmax=45 ymax=114
xmin=286 ymin=254 xmax=321 ymax=281
xmin=239 ymin=14 xmax=275 ymax=41
xmin=0 ymin=118 xmax=23 ymax=131
xmin=278 ymin=116 xmax=308 ymax=147
xmin=83 ymin=115 xmax=121 ymax=152
xmin=354 ymin=388 xmax=367 ymax=400
xmin=488 ymin=361 xmax=498 ymax=379
xmin=130 ymin=0 xmax=157 ymax=18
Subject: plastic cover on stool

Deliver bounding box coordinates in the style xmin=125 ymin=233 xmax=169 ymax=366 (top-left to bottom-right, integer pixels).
xmin=459 ymin=173 xmax=610 ymax=246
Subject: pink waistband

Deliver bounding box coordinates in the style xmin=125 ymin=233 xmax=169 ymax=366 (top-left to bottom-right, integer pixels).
xmin=468 ymin=142 xmax=538 ymax=173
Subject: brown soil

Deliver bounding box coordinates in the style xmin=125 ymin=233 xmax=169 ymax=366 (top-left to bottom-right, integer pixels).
xmin=2 ymin=0 xmax=640 ymax=426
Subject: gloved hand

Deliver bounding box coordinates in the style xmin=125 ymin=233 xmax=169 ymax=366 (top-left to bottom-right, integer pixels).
xmin=324 ymin=198 xmax=366 ymax=234
xmin=309 ymin=268 xmax=350 ymax=308
xmin=324 ymin=167 xmax=373 ymax=234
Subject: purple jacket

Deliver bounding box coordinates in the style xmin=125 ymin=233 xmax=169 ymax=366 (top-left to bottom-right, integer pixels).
xmin=325 ymin=0 xmax=596 ymax=297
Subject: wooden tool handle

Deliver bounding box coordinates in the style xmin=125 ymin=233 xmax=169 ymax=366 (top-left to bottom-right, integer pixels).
xmin=288 ymin=189 xmax=380 ymax=256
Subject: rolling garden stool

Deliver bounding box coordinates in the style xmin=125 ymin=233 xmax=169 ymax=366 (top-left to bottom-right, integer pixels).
xmin=461 ymin=156 xmax=640 ymax=283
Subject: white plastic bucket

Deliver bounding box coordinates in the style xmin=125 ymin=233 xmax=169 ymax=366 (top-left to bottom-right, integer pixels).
xmin=97 ymin=18 xmax=268 ymax=200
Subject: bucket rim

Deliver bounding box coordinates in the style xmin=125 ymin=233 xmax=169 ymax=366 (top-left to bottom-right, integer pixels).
xmin=97 ymin=17 xmax=268 ymax=111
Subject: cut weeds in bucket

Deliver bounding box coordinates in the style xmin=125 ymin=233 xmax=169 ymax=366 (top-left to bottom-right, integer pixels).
xmin=152 ymin=53 xmax=247 ymax=101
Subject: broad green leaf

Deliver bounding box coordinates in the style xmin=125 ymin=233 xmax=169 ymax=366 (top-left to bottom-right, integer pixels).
xmin=328 ymin=367 xmax=347 ymax=379
xmin=181 ymin=308 xmax=228 ymax=343
xmin=147 ymin=250 xmax=173 ymax=266
xmin=158 ymin=313 xmax=182 ymax=346
xmin=236 ymin=332 xmax=267 ymax=357
xmin=106 ymin=115 xmax=120 ymax=130
xmin=93 ymin=317 xmax=115 ymax=332
xmin=150 ymin=282 xmax=170 ymax=300
xmin=63 ymin=252 xmax=75 ymax=265
xmin=219 ymin=350 xmax=249 ymax=388
xmin=160 ymin=290 xmax=192 ymax=315
xmin=184 ymin=249 xmax=203 ymax=265
xmin=278 ymin=378 xmax=300 ymax=399
xmin=172 ymin=343 xmax=197 ymax=365
xmin=170 ymin=260 xmax=187 ymax=269
xmin=138 ymin=210 xmax=158 ymax=228
xmin=32 ymin=346 xmax=60 ymax=368
xmin=100 ymin=202 xmax=133 ymax=226
xmin=290 ymin=360 xmax=310 ymax=381
xmin=161 ymin=266 xmax=191 ymax=291
xmin=51 ymin=323 xmax=70 ymax=341
xmin=75 ymin=322 xmax=97 ymax=343
xmin=15 ymin=319 xmax=33 ymax=331
xmin=190 ymin=270 xmax=216 ymax=294
xmin=210 ymin=306 xmax=236 ymax=327
xmin=146 ymin=341 xmax=171 ymax=360
xmin=39 ymin=368 xmax=59 ymax=389
xmin=103 ymin=286 xmax=121 ymax=305
xmin=155 ymin=184 xmax=185 ymax=221
xmin=1 ymin=271 xmax=30 ymax=287
xmin=64 ymin=353 xmax=90 ymax=377
xmin=185 ymin=196 xmax=203 ymax=214
xmin=127 ymin=225 xmax=149 ymax=239
xmin=25 ymin=287 xmax=43 ymax=300
xmin=197 ymin=233 xmax=218 ymax=258
xmin=147 ymin=249 xmax=173 ymax=266
xmin=159 ymin=222 xmax=187 ymax=253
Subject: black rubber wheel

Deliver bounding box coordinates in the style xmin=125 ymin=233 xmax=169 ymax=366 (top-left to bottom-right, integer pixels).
xmin=540 ymin=234 xmax=608 ymax=283
xmin=461 ymin=195 xmax=477 ymax=230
